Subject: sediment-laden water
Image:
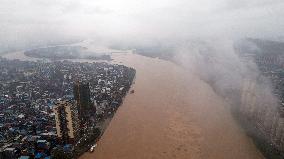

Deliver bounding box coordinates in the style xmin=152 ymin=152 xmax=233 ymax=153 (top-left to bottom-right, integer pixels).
xmin=1 ymin=50 xmax=264 ymax=159
xmin=80 ymin=53 xmax=264 ymax=159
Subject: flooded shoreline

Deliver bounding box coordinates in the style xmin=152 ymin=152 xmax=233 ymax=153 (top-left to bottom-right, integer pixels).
xmin=80 ymin=53 xmax=264 ymax=159
xmin=1 ymin=51 xmax=264 ymax=159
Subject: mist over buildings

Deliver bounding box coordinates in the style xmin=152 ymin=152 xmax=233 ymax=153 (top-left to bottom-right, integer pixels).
xmin=1 ymin=0 xmax=284 ymax=157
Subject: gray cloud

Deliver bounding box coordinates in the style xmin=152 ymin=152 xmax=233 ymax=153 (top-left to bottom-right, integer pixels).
xmin=0 ymin=1 xmax=283 ymax=155
xmin=0 ymin=0 xmax=284 ymax=53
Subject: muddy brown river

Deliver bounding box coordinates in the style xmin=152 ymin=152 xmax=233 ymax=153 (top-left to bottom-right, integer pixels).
xmin=80 ymin=53 xmax=264 ymax=159
xmin=2 ymin=50 xmax=264 ymax=159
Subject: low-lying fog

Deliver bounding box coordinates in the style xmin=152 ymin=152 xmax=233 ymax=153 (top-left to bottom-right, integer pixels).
xmin=1 ymin=0 xmax=284 ymax=158
xmin=1 ymin=0 xmax=284 ymax=52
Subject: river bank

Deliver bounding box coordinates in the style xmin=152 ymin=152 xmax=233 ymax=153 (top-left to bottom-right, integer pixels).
xmin=1 ymin=50 xmax=264 ymax=159
xmin=80 ymin=52 xmax=264 ymax=159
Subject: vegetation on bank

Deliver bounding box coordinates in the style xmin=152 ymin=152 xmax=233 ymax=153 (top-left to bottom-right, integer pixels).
xmin=24 ymin=46 xmax=112 ymax=61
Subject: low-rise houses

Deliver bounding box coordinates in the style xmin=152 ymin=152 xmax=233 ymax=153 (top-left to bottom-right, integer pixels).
xmin=0 ymin=57 xmax=135 ymax=158
xmin=238 ymin=51 xmax=284 ymax=157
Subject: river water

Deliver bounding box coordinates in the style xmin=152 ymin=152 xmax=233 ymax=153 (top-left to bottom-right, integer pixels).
xmin=80 ymin=53 xmax=264 ymax=159
xmin=2 ymin=51 xmax=264 ymax=159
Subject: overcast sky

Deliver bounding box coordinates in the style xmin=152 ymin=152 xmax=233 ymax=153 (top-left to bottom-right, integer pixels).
xmin=1 ymin=0 xmax=284 ymax=52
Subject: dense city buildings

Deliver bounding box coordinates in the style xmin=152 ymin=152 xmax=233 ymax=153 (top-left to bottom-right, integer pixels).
xmin=53 ymin=100 xmax=80 ymax=144
xmin=236 ymin=39 xmax=284 ymax=158
xmin=0 ymin=57 xmax=136 ymax=158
